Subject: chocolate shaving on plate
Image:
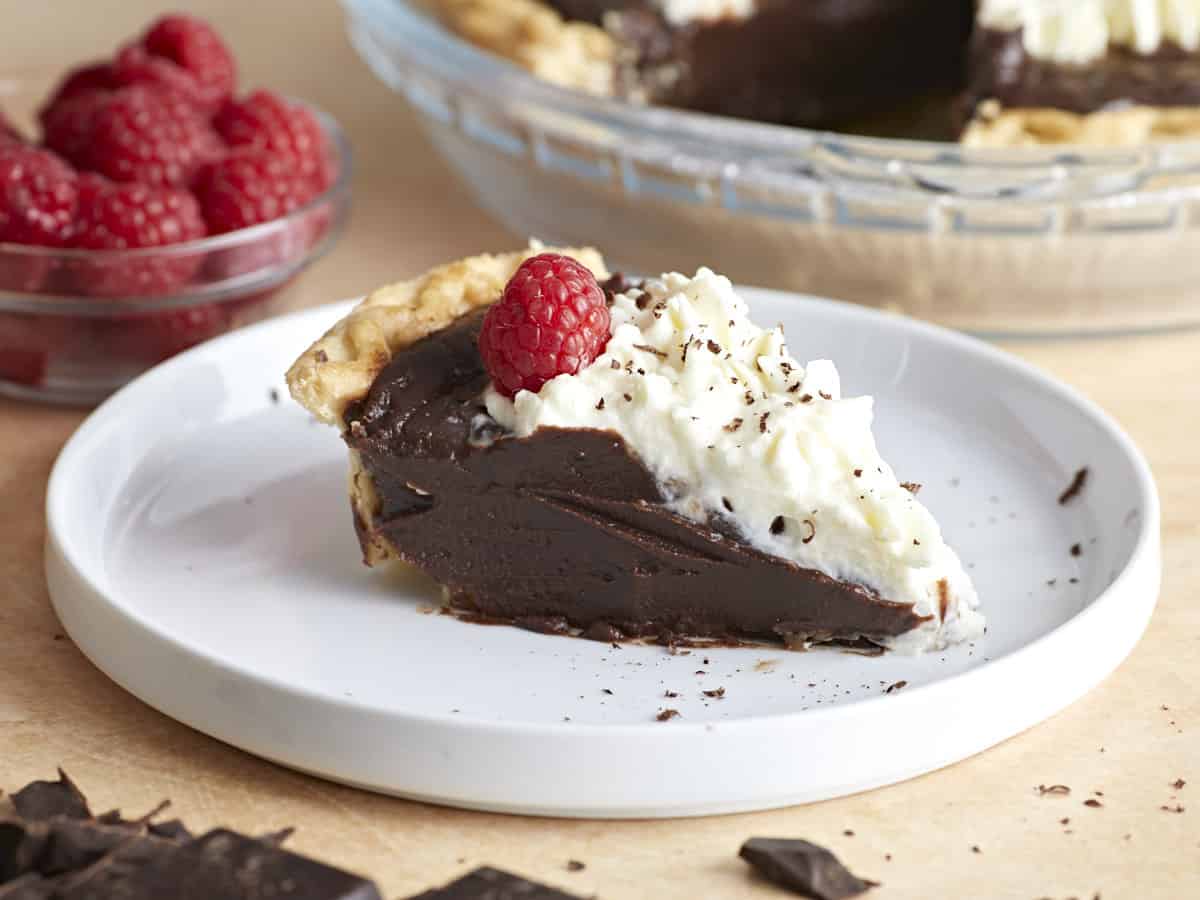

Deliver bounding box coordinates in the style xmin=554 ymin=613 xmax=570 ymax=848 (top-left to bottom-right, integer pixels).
xmin=740 ymin=837 xmax=878 ymax=899
xmin=1058 ymin=467 xmax=1089 ymax=505
xmin=1037 ymin=784 xmax=1071 ymax=796
xmin=407 ymin=866 xmax=584 ymax=899
xmin=656 ymin=709 xmax=681 ymax=722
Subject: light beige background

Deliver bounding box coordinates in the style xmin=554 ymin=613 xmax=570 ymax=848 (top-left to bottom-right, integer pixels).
xmin=1 ymin=3 xmax=1196 ymax=897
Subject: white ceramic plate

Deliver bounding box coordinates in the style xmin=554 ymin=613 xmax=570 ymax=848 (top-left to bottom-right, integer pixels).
xmin=45 ymin=290 xmax=1161 ymax=818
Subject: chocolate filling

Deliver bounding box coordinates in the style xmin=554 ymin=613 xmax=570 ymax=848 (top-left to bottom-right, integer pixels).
xmin=342 ymin=306 xmax=927 ymax=647
xmin=547 ymin=0 xmax=973 ymax=129
xmin=968 ymin=28 xmax=1200 ymax=115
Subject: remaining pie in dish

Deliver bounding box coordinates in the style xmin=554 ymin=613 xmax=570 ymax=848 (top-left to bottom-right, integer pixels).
xmin=429 ymin=0 xmax=1200 ymax=146
xmin=287 ymin=246 xmax=984 ymax=653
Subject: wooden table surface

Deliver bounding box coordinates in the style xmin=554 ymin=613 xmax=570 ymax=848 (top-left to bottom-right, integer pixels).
xmin=2 ymin=3 xmax=1196 ymax=898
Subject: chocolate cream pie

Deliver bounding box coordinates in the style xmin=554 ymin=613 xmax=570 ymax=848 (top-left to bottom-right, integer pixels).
xmin=287 ymin=247 xmax=984 ymax=653
xmin=429 ymin=0 xmax=1200 ymax=146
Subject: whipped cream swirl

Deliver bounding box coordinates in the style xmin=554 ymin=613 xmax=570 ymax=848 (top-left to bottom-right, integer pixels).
xmin=980 ymin=0 xmax=1200 ymax=65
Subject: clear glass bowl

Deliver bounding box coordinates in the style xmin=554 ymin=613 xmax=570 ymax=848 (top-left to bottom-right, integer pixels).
xmin=345 ymin=0 xmax=1200 ymax=336
xmin=0 ymin=105 xmax=351 ymax=405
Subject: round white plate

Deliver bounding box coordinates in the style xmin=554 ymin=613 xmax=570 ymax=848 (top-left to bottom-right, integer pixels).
xmin=46 ymin=290 xmax=1160 ymax=818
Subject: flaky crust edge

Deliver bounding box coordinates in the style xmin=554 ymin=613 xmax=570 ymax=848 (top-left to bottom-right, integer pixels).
xmin=963 ymin=99 xmax=1200 ymax=147
xmin=287 ymin=244 xmax=607 ymax=565
xmin=424 ymin=0 xmax=615 ymax=96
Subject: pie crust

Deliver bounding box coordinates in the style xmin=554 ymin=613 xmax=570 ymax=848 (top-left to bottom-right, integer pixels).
xmin=285 ymin=245 xmax=608 ymax=565
xmin=428 ymin=0 xmax=615 ymax=96
xmin=962 ymin=100 xmax=1200 ymax=147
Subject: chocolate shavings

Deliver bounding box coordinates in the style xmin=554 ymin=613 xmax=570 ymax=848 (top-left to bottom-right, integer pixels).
xmin=801 ymin=519 xmax=816 ymax=544
xmin=1058 ymin=467 xmax=1089 ymax=505
xmin=884 ymin=681 xmax=907 ymax=694
xmin=633 ymin=344 xmax=667 ymax=358
xmin=1037 ymin=784 xmax=1072 ymax=796
xmin=656 ymin=709 xmax=681 ymax=722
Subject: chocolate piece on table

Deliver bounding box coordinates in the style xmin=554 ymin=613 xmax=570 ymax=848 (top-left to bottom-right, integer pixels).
xmin=740 ymin=837 xmax=878 ymax=900
xmin=406 ymin=866 xmax=585 ymax=899
xmin=9 ymin=771 xmax=91 ymax=822
xmin=57 ymin=829 xmax=382 ymax=900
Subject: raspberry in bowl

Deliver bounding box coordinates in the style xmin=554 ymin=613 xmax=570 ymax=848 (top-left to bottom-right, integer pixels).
xmin=0 ymin=14 xmax=350 ymax=404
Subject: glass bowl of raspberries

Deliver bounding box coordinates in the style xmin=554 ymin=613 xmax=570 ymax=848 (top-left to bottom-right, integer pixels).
xmin=0 ymin=14 xmax=350 ymax=404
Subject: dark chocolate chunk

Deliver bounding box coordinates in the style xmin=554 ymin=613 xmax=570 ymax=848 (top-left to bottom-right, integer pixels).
xmin=1070 ymin=543 xmax=1082 ymax=557
xmin=740 ymin=837 xmax=878 ymax=899
xmin=0 ymin=821 xmax=42 ymax=883
xmin=10 ymin=771 xmax=91 ymax=822
xmin=406 ymin=866 xmax=584 ymax=899
xmin=1058 ymin=468 xmax=1089 ymax=505
xmin=34 ymin=819 xmax=152 ymax=878
xmin=59 ymin=829 xmax=382 ymax=900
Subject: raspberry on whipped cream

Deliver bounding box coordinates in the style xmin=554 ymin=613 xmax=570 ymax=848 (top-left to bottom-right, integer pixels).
xmin=485 ymin=267 xmax=985 ymax=652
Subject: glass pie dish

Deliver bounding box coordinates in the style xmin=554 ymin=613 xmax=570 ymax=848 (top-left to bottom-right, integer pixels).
xmin=344 ymin=0 xmax=1200 ymax=336
xmin=0 ymin=86 xmax=351 ymax=405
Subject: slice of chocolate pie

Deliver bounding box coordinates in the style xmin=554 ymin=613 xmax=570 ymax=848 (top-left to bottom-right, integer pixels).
xmin=287 ymin=246 xmax=984 ymax=653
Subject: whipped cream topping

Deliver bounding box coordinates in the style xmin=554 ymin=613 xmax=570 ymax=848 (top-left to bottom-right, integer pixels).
xmin=980 ymin=0 xmax=1200 ymax=65
xmin=654 ymin=0 xmax=755 ymax=27
xmin=485 ymin=268 xmax=984 ymax=652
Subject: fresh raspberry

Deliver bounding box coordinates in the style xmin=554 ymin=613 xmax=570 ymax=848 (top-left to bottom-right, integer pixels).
xmin=42 ymin=61 xmax=117 ymax=112
xmin=41 ymin=92 xmax=106 ymax=165
xmin=0 ymin=145 xmax=78 ymax=247
xmin=194 ymin=148 xmax=321 ymax=233
xmin=70 ymin=179 xmax=207 ymax=296
xmin=113 ymin=15 xmax=235 ymax=114
xmin=73 ymin=85 xmax=224 ymax=188
xmin=479 ymin=253 xmax=610 ymax=397
xmin=214 ymin=90 xmax=331 ymax=188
